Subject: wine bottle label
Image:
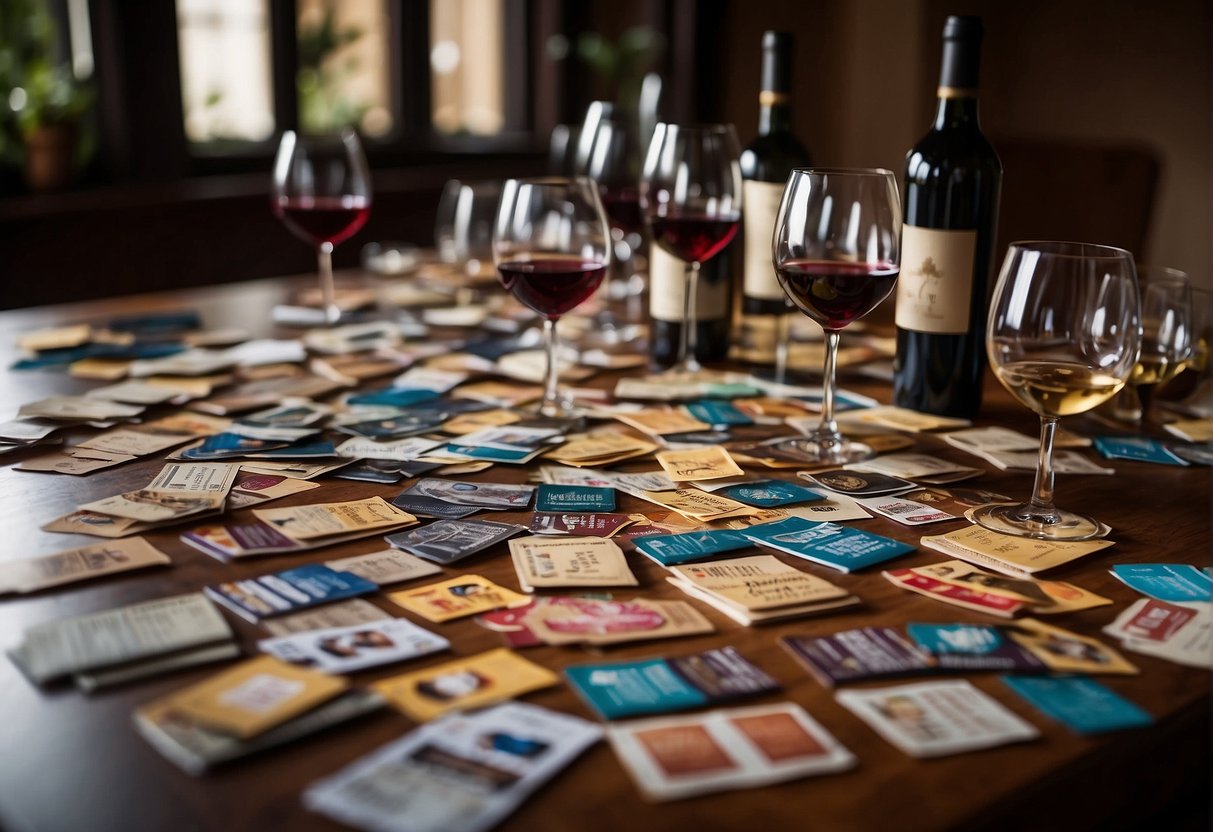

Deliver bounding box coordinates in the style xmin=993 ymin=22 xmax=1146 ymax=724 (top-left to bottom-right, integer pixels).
xmin=895 ymin=225 xmax=978 ymax=334
xmin=742 ymin=180 xmax=787 ymax=301
xmin=649 ymin=245 xmax=730 ymax=322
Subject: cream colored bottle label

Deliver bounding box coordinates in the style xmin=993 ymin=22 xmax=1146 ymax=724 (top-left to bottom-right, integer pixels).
xmin=742 ymin=180 xmax=786 ymax=300
xmin=649 ymin=245 xmax=729 ymax=322
xmin=895 ymin=225 xmax=978 ymax=334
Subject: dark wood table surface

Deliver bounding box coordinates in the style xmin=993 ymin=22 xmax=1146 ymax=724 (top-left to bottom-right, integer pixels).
xmin=0 ymin=275 xmax=1207 ymax=832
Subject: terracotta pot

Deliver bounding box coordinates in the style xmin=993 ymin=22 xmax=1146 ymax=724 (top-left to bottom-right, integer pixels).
xmin=23 ymin=123 xmax=78 ymax=192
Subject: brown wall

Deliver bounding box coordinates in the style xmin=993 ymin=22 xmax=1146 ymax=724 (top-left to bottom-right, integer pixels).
xmin=719 ymin=0 xmax=1212 ymax=288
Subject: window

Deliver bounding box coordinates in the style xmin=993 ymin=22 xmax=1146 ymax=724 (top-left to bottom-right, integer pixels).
xmin=295 ymin=0 xmax=394 ymax=138
xmin=429 ymin=0 xmax=507 ymax=137
xmin=176 ymin=0 xmax=275 ymax=144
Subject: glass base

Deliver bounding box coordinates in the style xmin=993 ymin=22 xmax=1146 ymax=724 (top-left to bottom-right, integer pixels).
xmin=970 ymin=502 xmax=1105 ymax=541
xmin=780 ymin=436 xmax=874 ymax=466
xmin=532 ymin=393 xmax=578 ymax=419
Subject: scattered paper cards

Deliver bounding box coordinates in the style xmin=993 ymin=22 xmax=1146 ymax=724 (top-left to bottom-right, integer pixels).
xmin=883 ymin=561 xmax=1111 ymax=618
xmin=385 ymin=518 xmax=525 ymax=564
xmin=262 ymin=598 xmax=393 ymax=637
xmin=836 ymin=680 xmax=1039 ymax=758
xmin=607 ymin=703 xmax=856 ymax=801
xmin=640 ymin=488 xmax=759 ymax=522
xmin=1103 ymin=598 xmax=1212 ymax=669
xmin=1002 ymin=676 xmax=1153 ymax=735
xmin=847 ymin=452 xmax=982 ymax=484
xmin=79 ymin=462 xmax=239 ymax=524
xmin=9 ymin=592 xmax=234 ymax=686
xmin=666 ymin=555 xmax=858 ymax=625
xmin=205 ymin=564 xmax=378 ymax=623
xmin=477 ymin=596 xmax=714 ymax=648
xmin=372 ymin=648 xmax=559 ymax=721
xmin=0 ymin=537 xmax=170 ymax=594
xmin=1110 ymin=563 xmax=1212 ymax=604
xmin=782 ymin=628 xmax=934 ymax=687
xmin=741 ymin=516 xmax=914 ymax=572
xmin=655 ymin=446 xmax=744 ymax=482
xmin=304 ymin=702 xmax=602 ymax=832
xmin=135 ymin=690 xmax=385 ymax=776
xmin=388 ymin=575 xmax=530 ymax=622
xmin=566 ymin=647 xmax=778 ymax=720
xmin=920 ymin=525 xmax=1115 ymax=578
xmin=259 ymin=618 xmax=449 ymax=674
xmin=529 ymin=512 xmax=636 ymax=538
xmin=545 ymin=431 xmax=657 ymax=467
xmin=325 ymin=548 xmax=442 ymax=586
xmin=905 ymin=623 xmax=1045 ymax=672
xmin=633 ymin=528 xmax=754 ymax=566
xmin=148 ymin=655 xmax=348 ymax=739
xmin=182 ymin=498 xmax=419 ymax=561
xmin=509 ymin=536 xmax=638 ymax=591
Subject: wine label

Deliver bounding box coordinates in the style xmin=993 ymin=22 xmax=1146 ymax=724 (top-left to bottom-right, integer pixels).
xmin=895 ymin=225 xmax=977 ymax=334
xmin=742 ymin=180 xmax=787 ymax=301
xmin=649 ymin=245 xmax=730 ymax=322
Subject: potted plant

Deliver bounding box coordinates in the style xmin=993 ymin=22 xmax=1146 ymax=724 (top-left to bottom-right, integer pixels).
xmin=0 ymin=0 xmax=94 ymax=192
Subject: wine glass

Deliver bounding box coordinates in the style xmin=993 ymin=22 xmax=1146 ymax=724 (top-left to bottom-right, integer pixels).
xmin=641 ymin=123 xmax=743 ymax=375
xmin=434 ymin=179 xmax=462 ymax=264
xmin=1108 ymin=266 xmax=1192 ymax=425
xmin=493 ymin=177 xmax=611 ymax=417
xmin=578 ymin=103 xmax=645 ymax=332
xmin=452 ymin=180 xmax=504 ymax=283
xmin=973 ymin=241 xmax=1141 ymax=540
xmin=772 ymin=168 xmax=901 ymax=463
xmin=271 ymin=128 xmax=372 ymax=325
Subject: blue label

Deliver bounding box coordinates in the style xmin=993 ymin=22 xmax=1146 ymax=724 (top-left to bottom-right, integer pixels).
xmin=1112 ymin=563 xmax=1213 ymax=603
xmin=1002 ymin=675 xmax=1153 ymax=735
xmin=535 ymin=484 xmax=616 ymax=512
xmin=565 ymin=659 xmax=708 ymax=719
xmin=1094 ymin=436 xmax=1188 ymax=466
xmin=741 ymin=516 xmax=913 ymax=572
xmin=633 ymin=529 xmax=753 ymax=566
xmin=714 ymin=480 xmax=825 ymax=508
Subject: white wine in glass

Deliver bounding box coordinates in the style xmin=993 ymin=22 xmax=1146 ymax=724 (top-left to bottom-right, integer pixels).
xmin=973 ymin=241 xmax=1141 ymax=541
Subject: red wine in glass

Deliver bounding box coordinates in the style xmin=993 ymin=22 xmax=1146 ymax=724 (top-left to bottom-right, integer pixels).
xmin=776 ymin=259 xmax=899 ymax=330
xmin=273 ymin=195 xmax=371 ymax=247
xmin=599 ymin=186 xmax=643 ymax=235
xmin=649 ymin=212 xmax=741 ymax=263
xmin=497 ymin=258 xmax=608 ymax=319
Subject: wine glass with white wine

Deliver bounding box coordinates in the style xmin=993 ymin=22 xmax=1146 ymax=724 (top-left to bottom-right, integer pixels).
xmin=1108 ymin=266 xmax=1193 ymax=425
xmin=972 ymin=241 xmax=1141 ymax=541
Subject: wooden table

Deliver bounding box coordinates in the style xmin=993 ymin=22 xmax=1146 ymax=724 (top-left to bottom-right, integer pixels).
xmin=0 ymin=276 xmax=1207 ymax=832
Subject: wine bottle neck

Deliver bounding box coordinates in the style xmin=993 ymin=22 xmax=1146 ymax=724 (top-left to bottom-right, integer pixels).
xmin=933 ymin=94 xmax=980 ymax=130
xmin=758 ymin=96 xmax=793 ymax=135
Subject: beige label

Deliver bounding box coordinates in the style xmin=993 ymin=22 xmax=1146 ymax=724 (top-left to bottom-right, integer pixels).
xmin=895 ymin=225 xmax=978 ymax=334
xmin=742 ymin=180 xmax=787 ymax=300
xmin=649 ymin=245 xmax=729 ymax=321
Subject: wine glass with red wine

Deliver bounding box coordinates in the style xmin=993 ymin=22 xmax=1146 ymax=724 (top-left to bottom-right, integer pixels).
xmin=773 ymin=167 xmax=901 ymax=463
xmin=271 ymin=128 xmax=371 ymax=325
xmin=641 ymin=123 xmax=743 ymax=375
xmin=493 ymin=177 xmax=611 ymax=417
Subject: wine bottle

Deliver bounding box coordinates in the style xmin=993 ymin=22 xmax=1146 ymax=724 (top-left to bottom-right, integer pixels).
xmin=649 ymin=244 xmax=731 ymax=367
xmin=738 ymin=31 xmax=812 ymax=371
xmin=893 ymin=15 xmax=1003 ymax=418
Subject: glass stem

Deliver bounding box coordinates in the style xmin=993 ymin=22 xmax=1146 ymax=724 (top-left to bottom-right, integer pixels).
xmin=774 ymin=312 xmax=791 ymax=384
xmin=1028 ymin=415 xmax=1060 ymax=516
xmin=318 ymin=242 xmax=338 ymax=325
xmin=815 ymin=329 xmax=842 ymax=442
xmin=1137 ymin=383 xmax=1157 ymax=426
xmin=542 ymin=317 xmax=561 ymax=415
xmin=679 ymin=260 xmax=702 ymax=373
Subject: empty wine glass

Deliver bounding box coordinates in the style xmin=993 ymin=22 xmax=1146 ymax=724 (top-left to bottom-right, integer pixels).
xmin=641 ymin=123 xmax=742 ymax=375
xmin=272 ymin=128 xmax=372 ymax=325
xmin=434 ymin=179 xmax=462 ymax=264
xmin=772 ymin=168 xmax=901 ymax=463
xmin=493 ymin=177 xmax=611 ymax=417
xmin=453 ymin=180 xmax=503 ymax=283
xmin=973 ymin=241 xmax=1141 ymax=540
xmin=578 ymin=103 xmax=646 ymax=333
xmin=1108 ymin=265 xmax=1192 ymax=425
